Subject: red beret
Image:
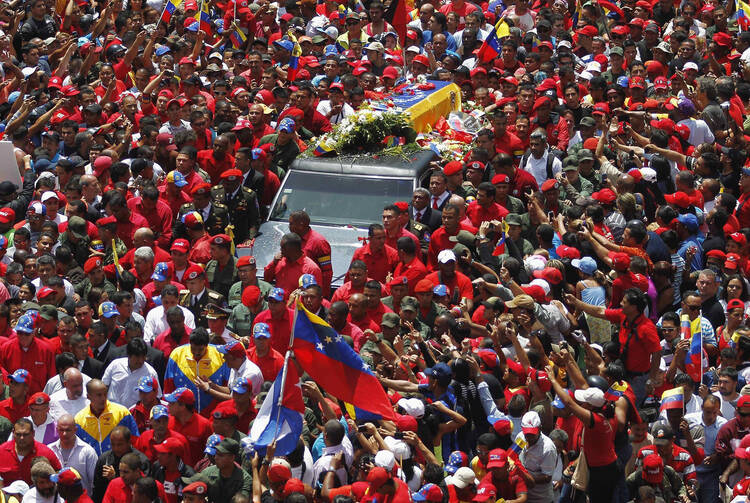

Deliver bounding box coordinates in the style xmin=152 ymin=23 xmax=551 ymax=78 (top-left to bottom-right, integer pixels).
xmin=414 ymin=279 xmax=434 ymax=293
xmin=541 ymin=179 xmax=560 ymax=192
xmin=184 ymin=264 xmax=205 ymax=281
xmin=443 ymin=161 xmax=463 ymax=176
xmin=84 ymin=257 xmax=103 ymax=274
xmin=393 ymin=201 xmax=409 ymax=212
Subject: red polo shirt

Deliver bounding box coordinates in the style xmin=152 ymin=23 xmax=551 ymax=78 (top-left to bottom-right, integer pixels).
xmin=0 ymin=338 xmax=55 ymax=394
xmin=427 ymin=227 xmax=461 ymax=269
xmin=246 ymin=346 xmax=285 ymax=382
xmin=465 ymin=201 xmax=510 ymax=227
xmin=253 ymin=308 xmax=294 ymax=354
xmin=393 ymin=257 xmax=428 ymax=295
xmin=0 ymin=398 xmax=29 ymax=424
xmin=0 ymin=440 xmax=61 ymax=484
xmin=263 ymin=255 xmax=322 ymax=302
xmin=127 ymin=197 xmax=174 ymax=249
xmin=424 ymin=271 xmax=474 ymax=303
xmin=197 ymin=150 xmax=236 ymax=185
xmin=115 ymin=212 xmax=150 ymax=249
xmin=351 ymin=243 xmax=399 ymax=283
xmin=604 ymin=309 xmax=661 ymax=374
xmin=135 ymin=429 xmax=190 ymax=463
xmin=168 ymin=413 xmax=212 ymax=468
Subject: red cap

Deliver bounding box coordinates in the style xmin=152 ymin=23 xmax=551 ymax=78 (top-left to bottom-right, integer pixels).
xmin=491 ymin=174 xmax=510 ymax=185
xmin=706 ymin=249 xmax=727 ymax=261
xmin=713 ymin=32 xmax=732 ymax=47
xmin=592 ymin=188 xmax=616 ymax=204
xmin=236 ymin=256 xmax=257 ymax=268
xmin=533 ymin=267 xmax=563 ymax=285
xmin=395 ymin=414 xmax=418 ymax=432
xmin=505 ymin=358 xmax=525 ymax=377
xmin=96 ymin=215 xmax=117 ymax=227
xmin=184 ymin=264 xmax=206 ymax=281
xmin=179 ymin=57 xmax=196 ymax=66
xmin=388 ymin=276 xmax=408 ymax=288
xmin=367 ymin=467 xmax=391 ymax=490
xmin=242 ymin=285 xmax=261 ymax=307
xmin=282 ymin=479 xmax=305 ymax=498
xmin=61 ymin=85 xmax=80 ymax=97
xmin=730 ymin=232 xmax=748 ymax=246
xmin=472 ymin=483 xmax=497 ymax=502
xmin=541 ymin=179 xmax=559 ymax=192
xmin=466 ymin=161 xmax=485 ymax=171
xmin=382 ymin=66 xmax=399 ymax=80
xmin=653 ymin=76 xmax=669 ymax=90
xmin=642 ymin=454 xmax=663 ymax=483
xmin=592 ymin=102 xmax=610 ymax=116
xmin=650 ymin=118 xmax=676 ymax=134
xmin=210 ymin=234 xmax=231 ymax=246
xmin=577 ymin=25 xmax=598 ymax=37
xmin=609 ymin=251 xmax=631 ymax=272
xmin=153 ymin=437 xmax=184 ymax=455
xmin=522 ymin=285 xmax=548 ymax=304
xmin=412 ymin=54 xmax=430 ymax=67
xmin=414 ymin=278 xmax=435 ymax=293
xmin=629 ymin=76 xmax=646 ymax=89
xmin=84 ymin=257 xmax=103 ymax=274
xmin=190 ymin=182 xmax=212 ymax=196
xmin=492 ymin=417 xmax=511 ymax=436
xmin=443 ymin=161 xmax=463 ymax=176
xmin=0 ymin=207 xmax=15 ymax=224
xmin=37 ymin=286 xmax=55 ymax=299
xmin=48 ymin=76 xmax=63 ymax=90
xmin=664 ymin=191 xmax=691 ymax=209
xmin=738 ymin=395 xmax=750 ymax=409
xmin=485 ymin=448 xmax=508 ymax=469
xmin=268 ymin=463 xmax=292 ymax=483
xmin=555 ymin=245 xmax=580 ymax=259
xmin=170 ymin=239 xmax=190 ymax=253
xmin=93 ymin=156 xmax=112 ymax=176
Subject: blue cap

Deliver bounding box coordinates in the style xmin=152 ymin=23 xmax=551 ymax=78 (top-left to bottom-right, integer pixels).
xmin=425 ymin=362 xmax=451 ymax=381
xmin=324 ymin=44 xmax=338 ymax=56
xmin=743 ymin=167 xmax=750 ymax=177
xmin=99 ymin=301 xmax=119 ymax=318
xmin=253 ymin=322 xmax=271 ymax=339
xmin=137 ymin=376 xmax=158 ymax=393
xmin=9 ymin=369 xmax=29 ymax=383
xmin=268 ymin=287 xmax=285 ymax=302
xmin=204 ymin=434 xmax=224 ymax=455
xmin=7 ymin=91 xmax=20 ymax=105
xmin=274 ymin=39 xmax=294 ymax=52
xmin=155 ymin=45 xmax=171 ymax=56
xmin=217 ymin=340 xmax=244 ymax=355
xmin=231 ymin=377 xmax=253 ymax=394
xmin=151 ymin=262 xmax=169 ymax=282
xmin=571 ymin=256 xmax=597 ymax=275
xmin=300 ymin=274 xmax=318 ymax=289
xmin=616 ymin=76 xmax=629 ymax=88
xmin=0 ymin=236 xmax=7 ymax=249
xmin=432 ymin=284 xmax=448 ymax=297
xmin=167 ymin=170 xmax=188 ymax=187
xmin=552 ymin=396 xmax=566 ymax=409
xmin=445 ymin=451 xmax=469 ymax=474
xmin=150 ymin=404 xmax=169 ymax=420
xmin=677 ymin=213 xmax=699 ymax=232
xmin=277 ymin=117 xmax=295 ymax=133
xmin=413 ymin=484 xmax=442 ymax=502
xmin=185 ymin=21 xmax=199 ymax=32
xmin=15 ymin=313 xmax=36 ymax=334
xmin=152 ymin=295 xmax=163 ymax=306
xmin=251 ymin=148 xmax=264 ymax=160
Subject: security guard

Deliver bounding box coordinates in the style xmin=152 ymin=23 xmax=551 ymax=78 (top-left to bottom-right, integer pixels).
xmin=179 ymin=264 xmax=226 ymax=328
xmin=176 ymin=183 xmax=230 ymax=238
xmin=205 ymin=234 xmax=238 ymax=298
xmin=211 ymin=169 xmax=260 ymax=244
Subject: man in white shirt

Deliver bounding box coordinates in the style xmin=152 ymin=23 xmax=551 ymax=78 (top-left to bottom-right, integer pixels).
xmin=218 ymin=341 xmax=263 ymax=396
xmin=22 ymin=392 xmax=58 ymax=445
xmin=520 ymin=129 xmax=562 ymax=187
xmin=713 ymin=367 xmax=739 ymax=420
xmin=675 ymin=98 xmax=714 ymax=147
xmin=311 ymin=419 xmax=354 ymax=485
xmin=519 ymin=411 xmax=557 ymax=503
xmin=43 ymin=355 xmax=92 ymax=396
xmin=101 ymin=338 xmax=161 ymax=409
xmin=49 ymin=414 xmax=98 ymax=495
xmin=143 ymin=285 xmax=195 ymax=343
xmin=316 ymin=84 xmax=354 ymax=125
xmin=49 ymin=368 xmax=89 ymax=420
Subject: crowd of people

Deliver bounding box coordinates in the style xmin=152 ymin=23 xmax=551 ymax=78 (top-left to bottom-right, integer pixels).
xmin=0 ymin=0 xmax=750 ymax=501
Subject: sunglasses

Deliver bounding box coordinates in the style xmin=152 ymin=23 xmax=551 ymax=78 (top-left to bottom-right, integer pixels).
xmin=739 ymin=410 xmax=750 ymax=417
xmin=684 ymin=304 xmax=701 ymax=311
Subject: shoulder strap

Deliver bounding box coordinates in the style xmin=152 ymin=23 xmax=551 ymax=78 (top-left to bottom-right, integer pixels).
xmin=546 ymin=153 xmax=555 ymax=181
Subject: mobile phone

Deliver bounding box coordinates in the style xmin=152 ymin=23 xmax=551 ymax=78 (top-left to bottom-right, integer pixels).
xmin=357 ymin=425 xmax=368 ymax=433
xmin=393 ymin=432 xmax=404 ymax=439
xmin=551 ymin=343 xmax=561 ymax=353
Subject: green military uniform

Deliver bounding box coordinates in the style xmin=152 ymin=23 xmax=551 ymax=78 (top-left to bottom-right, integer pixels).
xmin=258 ymin=133 xmax=300 ymax=180
xmin=461 ymin=181 xmax=478 ymax=199
xmin=417 ymin=301 xmax=447 ymax=332
xmin=191 ymin=464 xmax=252 ymax=502
xmin=103 ymin=238 xmax=128 ymax=267
xmin=227 ymin=279 xmax=273 ymax=308
xmin=407 ymin=219 xmax=431 ymax=256
xmin=601 ymin=47 xmax=626 ymax=84
xmin=626 ymin=465 xmax=686 ymax=503
xmin=227 ymin=304 xmax=258 ymax=337
xmin=210 ymin=185 xmax=260 ymax=244
xmin=205 ymin=257 xmax=238 ymax=299
xmin=75 ymin=277 xmax=117 ymax=300
xmin=58 ymin=232 xmax=91 ymax=268
xmin=175 ymin=202 xmax=230 ymax=238
xmin=498 ymin=195 xmax=525 ymax=215
xmin=179 ymin=288 xmax=226 ymax=328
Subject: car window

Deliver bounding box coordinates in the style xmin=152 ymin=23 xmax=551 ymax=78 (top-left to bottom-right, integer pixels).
xmin=269 ymin=171 xmax=414 ymax=227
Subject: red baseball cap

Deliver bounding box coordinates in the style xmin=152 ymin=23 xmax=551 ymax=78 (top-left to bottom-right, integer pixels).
xmin=664 ymin=191 xmax=691 ymax=209
xmin=170 ymin=239 xmax=190 ymax=253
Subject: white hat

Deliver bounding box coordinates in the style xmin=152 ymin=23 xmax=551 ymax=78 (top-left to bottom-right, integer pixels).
xmin=40 ymin=191 xmax=58 ymax=203
xmin=682 ymin=61 xmax=699 ymax=72
xmin=574 ymin=387 xmax=606 ymax=407
xmin=374 ymin=450 xmax=396 ymax=471
xmin=578 ymin=71 xmax=594 ymax=81
xmin=437 ymin=250 xmax=456 ymax=264
xmin=397 ymin=397 xmax=425 ymax=419
xmin=524 ymin=255 xmax=547 ymax=274
xmin=4 ymin=481 xmax=29 ymax=496
xmin=529 ymin=278 xmax=551 ymax=295
xmin=447 ymin=467 xmax=479 ymax=489
xmin=208 ymin=52 xmax=223 ymax=60
xmin=323 ymin=26 xmax=339 ymax=39
xmin=389 ymin=440 xmax=411 ymax=461
xmin=521 ymin=411 xmax=541 ymax=435
xmin=585 ymin=61 xmax=602 ymax=73
xmin=640 ymin=167 xmax=657 ymax=182
xmin=365 ymin=41 xmax=385 ymax=52
xmin=590 ymin=343 xmax=604 ymax=355
xmin=21 ymin=66 xmax=37 ymax=78
xmin=406 ymin=46 xmax=421 ymax=54
xmin=557 ymin=40 xmax=572 ymax=50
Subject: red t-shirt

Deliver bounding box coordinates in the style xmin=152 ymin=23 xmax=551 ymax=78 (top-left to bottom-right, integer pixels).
xmin=424 ymin=271 xmax=474 ymax=303
xmin=135 ymin=429 xmax=190 ymax=463
xmin=168 ymin=413 xmax=213 ymax=468
xmin=480 ymin=468 xmax=528 ymax=500
xmin=494 ymin=130 xmax=525 ymax=159
xmin=253 ymin=308 xmax=294 ymax=354
xmin=246 ymin=346 xmax=285 ymax=382
xmin=0 ymin=398 xmax=29 ymax=424
xmin=583 ymin=412 xmax=617 ymax=467
xmin=465 ymin=201 xmax=509 ymax=228
xmin=604 ymin=309 xmax=661 ymax=373
xmin=361 ymin=479 xmax=412 ymax=503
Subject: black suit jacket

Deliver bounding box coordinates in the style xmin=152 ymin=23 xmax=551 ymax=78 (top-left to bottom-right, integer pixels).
xmin=411 ymin=206 xmax=442 ymax=233
xmin=92 ymin=341 xmax=118 ymax=368
xmin=81 ymin=356 xmax=105 ymax=380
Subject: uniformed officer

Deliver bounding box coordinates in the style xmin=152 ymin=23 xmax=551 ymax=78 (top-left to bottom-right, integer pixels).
xmin=211 ymin=169 xmax=260 ymax=244
xmin=204 ymin=303 xmax=237 ymax=345
xmin=179 ymin=264 xmax=227 ymax=328
xmin=227 ymin=256 xmax=272 ymax=308
xmin=176 ymin=183 xmax=230 ymax=238
xmin=228 ymin=285 xmax=266 ymax=337
xmin=205 ymin=234 xmax=238 ymax=298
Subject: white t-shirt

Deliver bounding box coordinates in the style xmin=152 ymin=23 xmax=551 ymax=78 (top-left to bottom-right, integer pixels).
xmin=315 ymin=101 xmax=355 ymax=125
xmin=522 ymin=150 xmax=562 ymax=186
xmin=677 ymin=118 xmax=715 ymax=146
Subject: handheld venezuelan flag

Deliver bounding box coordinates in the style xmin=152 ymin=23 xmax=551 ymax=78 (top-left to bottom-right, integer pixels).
xmin=287 ymin=31 xmax=302 ymax=82
xmin=354 ymin=0 xmax=365 ymax=12
xmin=683 ymin=314 xmax=703 ymax=382
xmin=229 ymin=26 xmax=247 ymax=48
xmin=111 ymin=239 xmax=124 ymax=279
xmin=597 ymin=0 xmax=624 ymax=19
xmin=291 ymin=301 xmax=397 ymax=420
xmin=477 ymin=17 xmax=510 ymax=63
xmin=508 ymin=434 xmax=527 ymax=460
xmin=604 ymin=381 xmax=627 ymax=402
xmin=492 ymin=219 xmax=509 ymax=256
xmin=159 ymin=0 xmax=183 ymax=25
xmin=738 ymin=0 xmax=750 ymax=31
xmin=194 ymin=0 xmax=211 ymax=34
xmin=660 ymin=387 xmax=684 ymax=412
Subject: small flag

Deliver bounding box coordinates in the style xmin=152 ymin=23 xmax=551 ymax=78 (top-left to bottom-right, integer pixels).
xmin=111 ymin=239 xmax=124 ymax=279
xmin=604 ymin=382 xmax=627 ymax=402
xmin=508 ymin=434 xmax=527 ymax=460
xmin=159 ymin=0 xmax=183 ymax=25
xmin=740 ymin=0 xmax=750 ymax=31
xmin=229 ymin=26 xmax=247 ymax=48
xmin=194 ymin=0 xmax=211 ymax=33
xmin=683 ymin=314 xmax=703 ymax=382
xmin=313 ymin=141 xmax=335 ymax=156
xmin=477 ymin=18 xmax=510 ymax=63
xmin=660 ymin=387 xmax=684 ymax=412
xmin=383 ymin=135 xmax=403 ymax=148
xmin=492 ymin=220 xmax=509 ymax=256
xmin=597 ymin=0 xmax=624 ymax=19
xmin=354 ymin=0 xmax=365 ymax=12
xmin=287 ymin=31 xmax=302 ymax=82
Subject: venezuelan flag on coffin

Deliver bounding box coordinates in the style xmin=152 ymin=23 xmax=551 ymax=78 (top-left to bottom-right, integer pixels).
xmin=386 ymin=80 xmax=461 ymax=133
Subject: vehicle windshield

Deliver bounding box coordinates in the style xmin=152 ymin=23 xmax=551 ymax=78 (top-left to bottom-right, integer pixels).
xmin=269 ymin=171 xmax=414 ymax=227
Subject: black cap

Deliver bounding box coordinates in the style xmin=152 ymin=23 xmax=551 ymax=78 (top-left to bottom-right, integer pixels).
xmin=652 ymin=423 xmax=674 ymax=445
xmin=0 ymin=181 xmax=18 ymax=197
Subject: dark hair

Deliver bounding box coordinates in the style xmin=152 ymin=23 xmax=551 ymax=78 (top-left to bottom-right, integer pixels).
xmin=126 ymin=337 xmax=148 ymax=357
xmin=189 ymin=327 xmax=210 ymax=346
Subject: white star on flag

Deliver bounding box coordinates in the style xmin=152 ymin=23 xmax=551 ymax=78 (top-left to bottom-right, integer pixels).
xmin=316 ymin=343 xmax=324 ymax=351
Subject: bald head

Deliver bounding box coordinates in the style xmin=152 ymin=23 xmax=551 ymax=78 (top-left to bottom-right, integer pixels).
xmin=133 ymin=227 xmax=155 ymax=247
xmin=448 ymin=194 xmax=466 ymax=217
xmin=63 ymin=368 xmax=84 ymax=399
xmin=57 ymin=414 xmax=74 ymax=428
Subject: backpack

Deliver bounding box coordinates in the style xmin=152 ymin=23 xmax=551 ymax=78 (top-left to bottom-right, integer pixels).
xmin=519 ymin=149 xmax=561 ymax=181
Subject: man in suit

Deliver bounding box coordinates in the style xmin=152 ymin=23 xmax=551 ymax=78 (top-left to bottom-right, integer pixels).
xmin=411 ymin=188 xmax=442 ymax=232
xmin=175 ymin=183 xmax=230 ymax=238
xmin=428 ymin=169 xmax=451 ymax=211
xmin=70 ymin=333 xmax=104 ymax=380
xmin=179 ymin=264 xmax=226 ymax=329
xmin=87 ymin=321 xmax=118 ymax=369
xmin=211 ymin=169 xmax=260 ymax=244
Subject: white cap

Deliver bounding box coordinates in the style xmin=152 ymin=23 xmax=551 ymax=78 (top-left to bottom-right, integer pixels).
xmin=40 ymin=191 xmax=58 ymax=203
xmin=323 ymin=26 xmax=338 ymax=39
xmin=640 ymin=167 xmax=657 ymax=182
xmin=585 ymin=61 xmax=602 ymax=73
xmin=557 ymin=40 xmax=572 ymax=49
xmin=397 ymin=397 xmax=425 ymax=418
xmin=524 ymin=255 xmax=547 ymax=274
xmin=406 ymin=46 xmax=422 ymax=54
xmin=21 ymin=66 xmax=37 ymax=78
xmin=574 ymin=387 xmax=606 ymax=407
xmin=521 ymin=411 xmax=541 ymax=434
xmin=578 ymin=71 xmax=594 ymax=81
xmin=374 ymin=450 xmax=396 ymax=471
xmin=388 ymin=439 xmax=411 ymax=461
xmin=682 ymin=61 xmax=699 ymax=72
xmin=4 ymin=481 xmax=29 ymax=496
xmin=447 ymin=467 xmax=479 ymax=489
xmin=28 ymin=201 xmax=45 ymax=215
xmin=437 ymin=249 xmax=456 ymax=264
xmin=208 ymin=52 xmax=223 ymax=60
xmin=528 ymin=278 xmax=551 ymax=295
